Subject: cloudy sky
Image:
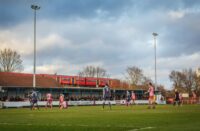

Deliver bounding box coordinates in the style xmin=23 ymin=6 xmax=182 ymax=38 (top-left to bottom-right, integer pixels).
xmin=1 ymin=0 xmax=200 ymax=89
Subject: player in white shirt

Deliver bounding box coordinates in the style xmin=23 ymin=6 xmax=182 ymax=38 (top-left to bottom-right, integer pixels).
xmin=126 ymin=91 xmax=131 ymax=106
xmin=102 ymin=84 xmax=111 ymax=110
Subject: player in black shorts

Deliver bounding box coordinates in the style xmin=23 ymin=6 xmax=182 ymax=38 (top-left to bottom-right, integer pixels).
xmin=173 ymin=89 xmax=181 ymax=106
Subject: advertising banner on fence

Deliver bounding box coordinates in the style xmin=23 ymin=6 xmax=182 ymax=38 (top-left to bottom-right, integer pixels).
xmin=2 ymin=101 xmax=116 ymax=108
xmin=2 ymin=99 xmax=166 ymax=108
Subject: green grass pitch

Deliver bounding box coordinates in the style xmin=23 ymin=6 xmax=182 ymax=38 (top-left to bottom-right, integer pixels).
xmin=0 ymin=105 xmax=200 ymax=131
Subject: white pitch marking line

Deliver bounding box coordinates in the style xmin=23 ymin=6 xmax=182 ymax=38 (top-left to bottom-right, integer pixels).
xmin=0 ymin=122 xmax=155 ymax=130
xmin=128 ymin=126 xmax=155 ymax=131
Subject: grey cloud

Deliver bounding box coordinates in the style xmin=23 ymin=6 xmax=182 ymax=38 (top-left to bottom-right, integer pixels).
xmin=0 ymin=0 xmax=33 ymax=28
xmin=1 ymin=0 xmax=200 ymax=28
xmin=0 ymin=0 xmax=133 ymax=28
xmin=159 ymin=14 xmax=200 ymax=57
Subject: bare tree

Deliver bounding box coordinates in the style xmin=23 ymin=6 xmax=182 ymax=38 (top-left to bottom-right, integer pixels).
xmin=78 ymin=65 xmax=107 ymax=78
xmin=169 ymin=70 xmax=184 ymax=89
xmin=182 ymin=69 xmax=196 ymax=92
xmin=0 ymin=48 xmax=23 ymax=72
xmin=125 ymin=66 xmax=143 ymax=86
xmin=125 ymin=66 xmax=152 ymax=86
xmin=141 ymin=76 xmax=152 ymax=85
xmin=194 ymin=74 xmax=200 ymax=96
xmin=157 ymin=84 xmax=167 ymax=97
xmin=169 ymin=69 xmax=198 ymax=93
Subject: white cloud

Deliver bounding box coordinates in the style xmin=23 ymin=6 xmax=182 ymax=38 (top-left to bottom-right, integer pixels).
xmin=37 ymin=65 xmax=63 ymax=74
xmin=95 ymin=9 xmax=109 ymax=18
xmin=143 ymin=52 xmax=200 ymax=89
xmin=0 ymin=21 xmax=72 ymax=56
xmin=38 ymin=33 xmax=71 ymax=50
xmin=168 ymin=10 xmax=185 ymax=20
xmin=168 ymin=7 xmax=200 ymax=20
xmin=0 ymin=29 xmax=32 ymax=55
xmin=158 ymin=52 xmax=200 ymax=70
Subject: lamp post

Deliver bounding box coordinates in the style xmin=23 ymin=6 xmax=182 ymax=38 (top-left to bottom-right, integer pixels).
xmin=152 ymin=32 xmax=158 ymax=91
xmin=31 ymin=5 xmax=40 ymax=88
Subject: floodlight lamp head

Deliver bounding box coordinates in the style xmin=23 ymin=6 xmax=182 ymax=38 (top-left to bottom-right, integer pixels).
xmin=152 ymin=32 xmax=158 ymax=37
xmin=31 ymin=5 xmax=40 ymax=10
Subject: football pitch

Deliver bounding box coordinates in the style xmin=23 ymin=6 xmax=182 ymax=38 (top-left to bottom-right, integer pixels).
xmin=0 ymin=105 xmax=199 ymax=131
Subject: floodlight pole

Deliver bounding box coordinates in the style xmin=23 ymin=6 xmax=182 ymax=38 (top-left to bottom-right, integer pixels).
xmin=152 ymin=32 xmax=158 ymax=91
xmin=78 ymin=71 xmax=80 ymax=87
xmin=31 ymin=5 xmax=40 ymax=88
xmin=96 ymin=73 xmax=99 ymax=88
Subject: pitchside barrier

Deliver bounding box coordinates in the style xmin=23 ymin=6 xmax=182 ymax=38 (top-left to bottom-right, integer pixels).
xmin=2 ymin=100 xmax=166 ymax=108
xmin=2 ymin=101 xmax=116 ymax=108
xmin=0 ymin=101 xmax=3 ymax=109
xmin=119 ymin=100 xmax=166 ymax=105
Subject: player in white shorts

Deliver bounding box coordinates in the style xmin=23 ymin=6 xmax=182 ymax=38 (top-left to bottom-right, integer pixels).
xmin=46 ymin=93 xmax=53 ymax=109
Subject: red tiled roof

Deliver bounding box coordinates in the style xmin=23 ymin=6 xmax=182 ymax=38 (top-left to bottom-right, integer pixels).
xmin=0 ymin=72 xmax=61 ymax=88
